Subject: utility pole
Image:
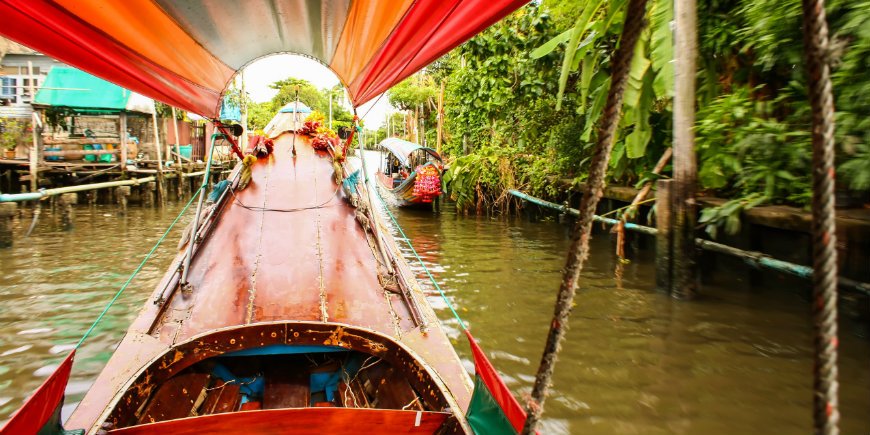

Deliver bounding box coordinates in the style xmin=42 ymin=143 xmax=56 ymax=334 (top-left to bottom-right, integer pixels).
xmin=329 ymin=92 xmax=333 ymax=130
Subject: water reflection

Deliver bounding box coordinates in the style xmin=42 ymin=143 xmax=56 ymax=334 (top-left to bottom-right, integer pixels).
xmin=0 ymin=166 xmax=867 ymax=433
xmin=385 ymin=201 xmax=869 ymax=434
xmin=0 ymin=201 xmax=192 ymax=421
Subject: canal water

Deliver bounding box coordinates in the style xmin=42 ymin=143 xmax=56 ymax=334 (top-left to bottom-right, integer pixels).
xmin=0 ymin=166 xmax=868 ymax=433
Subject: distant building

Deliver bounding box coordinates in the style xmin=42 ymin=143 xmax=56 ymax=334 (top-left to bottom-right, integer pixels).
xmin=0 ymin=37 xmax=64 ymax=118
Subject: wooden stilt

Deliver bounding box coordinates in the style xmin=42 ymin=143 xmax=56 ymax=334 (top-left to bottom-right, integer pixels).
xmin=144 ymin=181 xmax=156 ymax=206
xmin=58 ymin=193 xmax=77 ymax=230
xmin=152 ymin=110 xmax=165 ymax=204
xmin=171 ymin=107 xmax=184 ymax=199
xmin=655 ymin=179 xmax=674 ymax=293
xmin=116 ymin=186 xmax=131 ymax=215
xmin=0 ymin=203 xmax=16 ymax=248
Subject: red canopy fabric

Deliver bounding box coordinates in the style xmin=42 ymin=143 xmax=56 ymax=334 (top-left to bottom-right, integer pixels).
xmin=0 ymin=0 xmax=528 ymax=117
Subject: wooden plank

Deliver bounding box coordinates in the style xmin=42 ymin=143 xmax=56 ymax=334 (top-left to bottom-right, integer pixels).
xmin=110 ymin=408 xmax=450 ymax=435
xmin=263 ymin=359 xmax=309 ymax=409
xmin=137 ymin=373 xmax=210 ymax=424
xmin=210 ymin=384 xmax=241 ymax=415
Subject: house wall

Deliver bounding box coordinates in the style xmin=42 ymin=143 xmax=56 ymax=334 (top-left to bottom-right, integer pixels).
xmin=0 ymin=53 xmax=63 ymax=119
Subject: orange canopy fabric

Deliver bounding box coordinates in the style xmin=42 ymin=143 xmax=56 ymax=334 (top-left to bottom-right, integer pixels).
xmin=0 ymin=0 xmax=528 ymax=117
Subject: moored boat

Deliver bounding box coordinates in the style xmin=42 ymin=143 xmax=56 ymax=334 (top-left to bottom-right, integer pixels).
xmin=376 ymin=138 xmax=444 ymax=207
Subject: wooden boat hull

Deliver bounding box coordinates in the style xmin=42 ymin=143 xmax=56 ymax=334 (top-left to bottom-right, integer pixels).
xmin=109 ymin=408 xmax=449 ymax=435
xmin=62 ymin=134 xmax=471 ymax=434
xmin=376 ymin=171 xmax=442 ymax=207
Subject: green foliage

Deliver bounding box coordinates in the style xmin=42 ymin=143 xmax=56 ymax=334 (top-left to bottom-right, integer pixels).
xmin=270 ymin=78 xmax=353 ymax=124
xmin=695 ymin=87 xmax=811 ymax=202
xmin=246 ymin=100 xmax=273 ymax=131
xmin=0 ymin=119 xmax=27 ymax=150
xmin=408 ymin=0 xmax=870 ymax=217
xmin=839 ymin=142 xmax=870 ymax=191
xmin=388 ymin=76 xmax=437 ymax=111
xmin=698 ymin=193 xmax=768 ymax=239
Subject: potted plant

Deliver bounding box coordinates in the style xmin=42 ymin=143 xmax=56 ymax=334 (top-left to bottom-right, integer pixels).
xmin=0 ymin=119 xmax=25 ymax=159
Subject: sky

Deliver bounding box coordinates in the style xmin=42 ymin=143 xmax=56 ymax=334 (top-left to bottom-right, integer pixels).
xmin=241 ymin=54 xmax=392 ymax=128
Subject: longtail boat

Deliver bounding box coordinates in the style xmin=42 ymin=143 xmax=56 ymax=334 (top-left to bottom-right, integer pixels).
xmin=0 ymin=1 xmax=530 ymax=434
xmin=376 ymin=138 xmax=444 ymax=207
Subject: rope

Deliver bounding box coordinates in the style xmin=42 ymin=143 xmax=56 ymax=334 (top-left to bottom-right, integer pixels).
xmin=521 ymin=0 xmax=649 ymax=432
xmin=800 ymin=0 xmax=840 ymax=432
xmin=75 ymin=187 xmax=203 ymax=349
xmin=364 ymin=154 xmax=468 ymax=331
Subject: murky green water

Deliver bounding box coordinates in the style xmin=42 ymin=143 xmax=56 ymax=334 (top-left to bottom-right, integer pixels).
xmin=0 ymin=189 xmax=868 ymax=433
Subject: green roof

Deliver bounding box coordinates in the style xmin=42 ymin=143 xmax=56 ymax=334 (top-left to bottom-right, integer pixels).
xmin=33 ymin=67 xmax=153 ymax=114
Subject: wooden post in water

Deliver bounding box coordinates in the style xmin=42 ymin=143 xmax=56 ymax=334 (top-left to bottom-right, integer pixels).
xmin=655 ymin=179 xmax=674 ymax=292
xmin=116 ymin=186 xmax=131 ymax=215
xmin=151 ymin=109 xmax=165 ymax=204
xmin=57 ymin=193 xmax=77 ymax=230
xmin=171 ymin=107 xmax=184 ymax=199
xmin=436 ymin=80 xmax=445 ymax=155
xmin=0 ymin=202 xmax=16 ymax=248
xmin=119 ymin=111 xmax=128 ymax=176
xmin=143 ymin=181 xmax=156 ymax=206
xmin=671 ymin=0 xmax=699 ymax=299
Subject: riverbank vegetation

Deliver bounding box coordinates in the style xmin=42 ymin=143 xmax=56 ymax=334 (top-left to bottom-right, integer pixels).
xmin=386 ymin=1 xmax=870 ymax=232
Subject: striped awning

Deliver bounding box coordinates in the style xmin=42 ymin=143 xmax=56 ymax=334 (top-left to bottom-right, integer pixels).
xmin=0 ymin=0 xmax=527 ymax=117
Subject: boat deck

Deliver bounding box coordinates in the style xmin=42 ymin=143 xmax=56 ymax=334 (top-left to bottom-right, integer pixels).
xmin=67 ymin=134 xmax=471 ymax=430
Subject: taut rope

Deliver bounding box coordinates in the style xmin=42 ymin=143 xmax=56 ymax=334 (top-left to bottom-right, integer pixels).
xmin=800 ymin=0 xmax=840 ymax=432
xmin=521 ymin=0 xmax=650 ymax=431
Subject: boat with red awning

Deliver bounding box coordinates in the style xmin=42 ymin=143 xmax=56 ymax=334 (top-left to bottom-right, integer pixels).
xmin=376 ymin=138 xmax=444 ymax=207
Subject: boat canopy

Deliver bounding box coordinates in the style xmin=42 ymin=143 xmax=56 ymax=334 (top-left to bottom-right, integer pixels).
xmin=278 ymin=102 xmax=313 ymax=114
xmin=33 ymin=67 xmax=155 ymax=115
xmin=0 ymin=0 xmax=527 ymax=118
xmin=380 ymin=138 xmax=441 ymax=168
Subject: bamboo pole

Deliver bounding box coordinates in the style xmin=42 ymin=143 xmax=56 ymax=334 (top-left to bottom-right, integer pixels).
xmin=436 ymin=80 xmax=445 ymax=155
xmin=27 ymin=61 xmax=39 ymax=193
xmin=615 ymin=147 xmax=673 ymax=258
xmin=180 ymin=132 xmax=218 ymax=289
xmin=507 ymin=189 xmax=870 ymax=296
xmin=672 ymin=0 xmax=699 ymax=300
